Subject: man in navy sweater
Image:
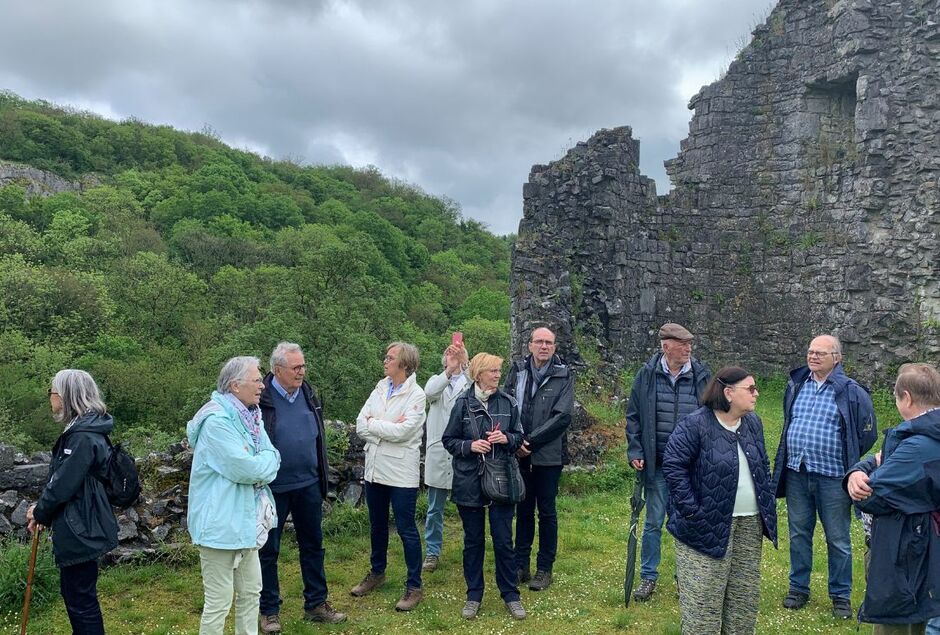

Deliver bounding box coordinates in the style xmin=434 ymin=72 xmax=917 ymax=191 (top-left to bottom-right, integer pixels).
xmin=258 ymin=342 xmax=345 ymax=633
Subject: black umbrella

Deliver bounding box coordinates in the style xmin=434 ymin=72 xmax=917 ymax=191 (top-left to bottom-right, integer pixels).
xmin=624 ymin=470 xmax=646 ymax=607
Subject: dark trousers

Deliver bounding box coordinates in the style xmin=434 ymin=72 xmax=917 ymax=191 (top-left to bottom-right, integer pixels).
xmin=259 ymin=482 xmax=328 ymax=614
xmin=458 ymin=503 xmax=520 ymax=602
xmin=515 ymin=461 xmax=563 ymax=573
xmin=364 ymin=481 xmax=422 ymax=589
xmin=60 ymin=559 xmax=105 ymax=635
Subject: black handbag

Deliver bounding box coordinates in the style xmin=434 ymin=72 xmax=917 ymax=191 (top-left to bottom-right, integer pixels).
xmin=471 ymin=408 xmax=526 ymax=504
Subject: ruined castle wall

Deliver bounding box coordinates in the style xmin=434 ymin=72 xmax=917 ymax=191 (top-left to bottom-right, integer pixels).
xmin=511 ymin=0 xmax=940 ymax=379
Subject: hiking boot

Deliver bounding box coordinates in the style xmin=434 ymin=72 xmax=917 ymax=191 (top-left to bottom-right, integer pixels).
xmin=395 ymin=586 xmax=423 ymax=611
xmin=422 ymin=555 xmax=440 ymax=572
xmin=528 ymin=569 xmax=552 ymax=591
xmin=633 ymin=579 xmax=656 ymax=602
xmin=461 ymin=600 xmax=481 ymax=619
xmin=305 ymin=601 xmax=347 ymax=624
xmin=505 ymin=600 xmax=526 ymax=620
xmin=517 ymin=567 xmax=531 ymax=583
xmin=782 ymin=590 xmax=809 ymax=610
xmin=350 ymin=571 xmax=386 ymax=597
xmin=832 ymin=597 xmax=852 ymax=619
xmin=259 ymin=614 xmax=281 ymax=633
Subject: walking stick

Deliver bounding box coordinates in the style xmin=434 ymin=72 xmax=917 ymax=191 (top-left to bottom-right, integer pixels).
xmin=20 ymin=528 xmax=41 ymax=635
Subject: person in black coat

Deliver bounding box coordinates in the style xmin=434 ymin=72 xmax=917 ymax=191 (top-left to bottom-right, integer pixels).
xmin=662 ymin=366 xmax=777 ymax=635
xmin=27 ymin=369 xmax=119 ymax=635
xmin=443 ymin=352 xmax=526 ymax=621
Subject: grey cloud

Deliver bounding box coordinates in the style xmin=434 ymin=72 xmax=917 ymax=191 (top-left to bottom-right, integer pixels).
xmin=0 ymin=0 xmax=763 ymax=234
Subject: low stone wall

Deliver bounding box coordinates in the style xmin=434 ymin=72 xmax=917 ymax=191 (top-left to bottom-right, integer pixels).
xmin=0 ymin=411 xmax=616 ymax=560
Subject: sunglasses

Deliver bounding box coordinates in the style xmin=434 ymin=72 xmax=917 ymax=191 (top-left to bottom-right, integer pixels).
xmin=732 ymin=384 xmax=759 ymax=395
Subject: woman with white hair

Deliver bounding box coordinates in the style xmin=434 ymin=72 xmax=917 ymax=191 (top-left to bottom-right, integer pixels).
xmin=187 ymin=356 xmax=281 ymax=635
xmin=27 ymin=369 xmax=119 ymax=635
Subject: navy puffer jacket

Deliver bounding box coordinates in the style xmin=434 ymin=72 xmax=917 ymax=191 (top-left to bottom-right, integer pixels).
xmin=662 ymin=406 xmax=778 ymax=558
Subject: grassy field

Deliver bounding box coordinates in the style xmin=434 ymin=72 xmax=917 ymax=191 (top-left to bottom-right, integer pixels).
xmin=8 ymin=375 xmax=900 ymax=634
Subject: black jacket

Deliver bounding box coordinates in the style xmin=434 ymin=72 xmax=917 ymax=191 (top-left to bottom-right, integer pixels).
xmin=33 ymin=412 xmax=119 ymax=567
xmin=259 ymin=373 xmax=330 ymax=498
xmin=503 ymin=355 xmax=574 ymax=466
xmin=443 ymin=386 xmax=523 ymax=507
xmin=625 ymin=353 xmax=712 ymax=484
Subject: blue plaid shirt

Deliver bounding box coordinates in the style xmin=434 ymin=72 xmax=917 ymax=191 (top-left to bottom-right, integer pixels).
xmin=786 ymin=378 xmax=844 ymax=477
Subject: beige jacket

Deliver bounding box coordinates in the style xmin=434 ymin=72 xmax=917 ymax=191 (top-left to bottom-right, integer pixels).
xmin=423 ymin=371 xmax=467 ymax=489
xmin=356 ymin=374 xmax=427 ymax=488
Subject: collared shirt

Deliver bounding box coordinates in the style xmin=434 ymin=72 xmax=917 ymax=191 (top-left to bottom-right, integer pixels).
xmin=660 ymin=356 xmax=693 ymax=386
xmin=387 ymin=381 xmax=405 ymax=400
xmin=271 ymin=376 xmax=299 ymax=404
xmin=786 ymin=377 xmax=844 ymax=477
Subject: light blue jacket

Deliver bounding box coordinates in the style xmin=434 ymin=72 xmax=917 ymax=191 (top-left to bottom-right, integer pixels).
xmin=186 ymin=392 xmax=281 ymax=549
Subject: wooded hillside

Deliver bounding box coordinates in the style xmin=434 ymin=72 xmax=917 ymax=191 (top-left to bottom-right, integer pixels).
xmin=0 ymin=91 xmax=512 ymax=451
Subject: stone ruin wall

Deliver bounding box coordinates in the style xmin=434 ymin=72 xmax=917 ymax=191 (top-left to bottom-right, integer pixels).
xmin=511 ymin=0 xmax=940 ymax=381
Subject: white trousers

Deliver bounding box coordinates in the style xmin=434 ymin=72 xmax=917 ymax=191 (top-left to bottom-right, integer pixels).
xmin=198 ymin=546 xmax=262 ymax=635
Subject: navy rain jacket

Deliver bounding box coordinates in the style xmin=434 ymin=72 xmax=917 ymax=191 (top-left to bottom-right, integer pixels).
xmin=845 ymin=409 xmax=940 ymax=624
xmin=772 ymin=363 xmax=877 ymax=497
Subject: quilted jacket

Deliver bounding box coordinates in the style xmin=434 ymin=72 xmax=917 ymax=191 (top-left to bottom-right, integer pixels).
xmin=662 ymin=406 xmax=778 ymax=558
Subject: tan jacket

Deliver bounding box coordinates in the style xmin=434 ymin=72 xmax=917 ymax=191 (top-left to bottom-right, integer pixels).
xmin=356 ymin=374 xmax=427 ymax=488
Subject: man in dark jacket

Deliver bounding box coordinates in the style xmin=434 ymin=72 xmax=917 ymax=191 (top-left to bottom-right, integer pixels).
xmin=258 ymin=342 xmax=345 ymax=632
xmin=625 ymin=322 xmax=711 ymax=601
xmin=504 ymin=326 xmax=574 ymax=591
xmin=772 ymin=334 xmax=877 ymax=619
xmin=845 ymin=363 xmax=940 ymax=634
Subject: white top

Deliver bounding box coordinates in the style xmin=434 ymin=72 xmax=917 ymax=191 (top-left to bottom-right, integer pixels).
xmin=717 ymin=417 xmax=759 ymax=517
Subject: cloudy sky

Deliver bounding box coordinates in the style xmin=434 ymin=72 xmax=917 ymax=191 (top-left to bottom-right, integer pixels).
xmin=0 ymin=0 xmax=770 ymax=234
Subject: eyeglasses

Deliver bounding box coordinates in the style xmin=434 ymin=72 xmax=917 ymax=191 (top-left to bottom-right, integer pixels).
xmin=806 ymin=350 xmax=839 ymax=358
xmin=732 ymin=384 xmax=759 ymax=395
xmin=384 ymin=355 xmax=397 ymax=362
xmin=283 ymin=364 xmax=306 ymax=373
xmin=531 ymin=339 xmax=556 ymax=347
xmin=47 ymin=389 xmax=58 ymax=396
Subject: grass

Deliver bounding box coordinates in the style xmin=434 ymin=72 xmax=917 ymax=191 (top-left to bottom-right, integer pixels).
xmin=15 ymin=375 xmax=902 ymax=634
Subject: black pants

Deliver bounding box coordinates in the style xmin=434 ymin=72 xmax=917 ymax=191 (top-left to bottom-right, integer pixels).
xmin=259 ymin=482 xmax=328 ymax=614
xmin=458 ymin=503 xmax=519 ymax=602
xmin=60 ymin=559 xmax=105 ymax=635
xmin=515 ymin=461 xmax=563 ymax=573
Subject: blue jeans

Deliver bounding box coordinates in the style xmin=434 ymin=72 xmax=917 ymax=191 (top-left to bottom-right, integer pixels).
xmin=424 ymin=486 xmax=448 ymax=557
xmin=515 ymin=462 xmax=562 ymax=573
xmin=785 ymin=468 xmax=853 ymax=599
xmin=640 ymin=469 xmax=669 ymax=581
xmin=927 ymin=617 xmax=940 ymax=635
xmin=365 ymin=482 xmax=422 ymax=589
xmin=60 ymin=559 xmax=105 ymax=635
xmin=259 ymin=482 xmax=328 ymax=615
xmin=458 ymin=504 xmax=520 ymax=602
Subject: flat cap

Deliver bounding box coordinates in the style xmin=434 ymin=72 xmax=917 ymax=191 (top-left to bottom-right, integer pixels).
xmin=659 ymin=322 xmax=694 ymax=341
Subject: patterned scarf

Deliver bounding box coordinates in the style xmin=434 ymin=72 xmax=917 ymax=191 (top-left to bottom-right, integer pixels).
xmin=225 ymin=393 xmax=262 ymax=452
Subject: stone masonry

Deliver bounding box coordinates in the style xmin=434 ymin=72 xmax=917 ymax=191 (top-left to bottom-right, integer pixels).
xmin=511 ymin=0 xmax=940 ymax=381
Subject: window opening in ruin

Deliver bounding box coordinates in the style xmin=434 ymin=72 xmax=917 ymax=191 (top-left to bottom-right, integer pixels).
xmin=804 ymin=76 xmax=859 ymax=170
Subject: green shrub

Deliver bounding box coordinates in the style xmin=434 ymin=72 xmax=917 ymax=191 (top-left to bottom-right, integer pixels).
xmin=322 ymin=502 xmax=369 ymax=538
xmin=0 ymin=535 xmax=59 ymax=615
xmin=325 ymin=423 xmax=350 ymax=466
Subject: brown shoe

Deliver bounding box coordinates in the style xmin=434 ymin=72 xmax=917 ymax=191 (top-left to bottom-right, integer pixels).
xmin=305 ymin=601 xmax=347 ymax=624
xmin=395 ymin=586 xmax=423 ymax=611
xmin=259 ymin=614 xmax=282 ymax=633
xmin=350 ymin=571 xmax=386 ymax=597
xmin=422 ymin=555 xmax=439 ymax=572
